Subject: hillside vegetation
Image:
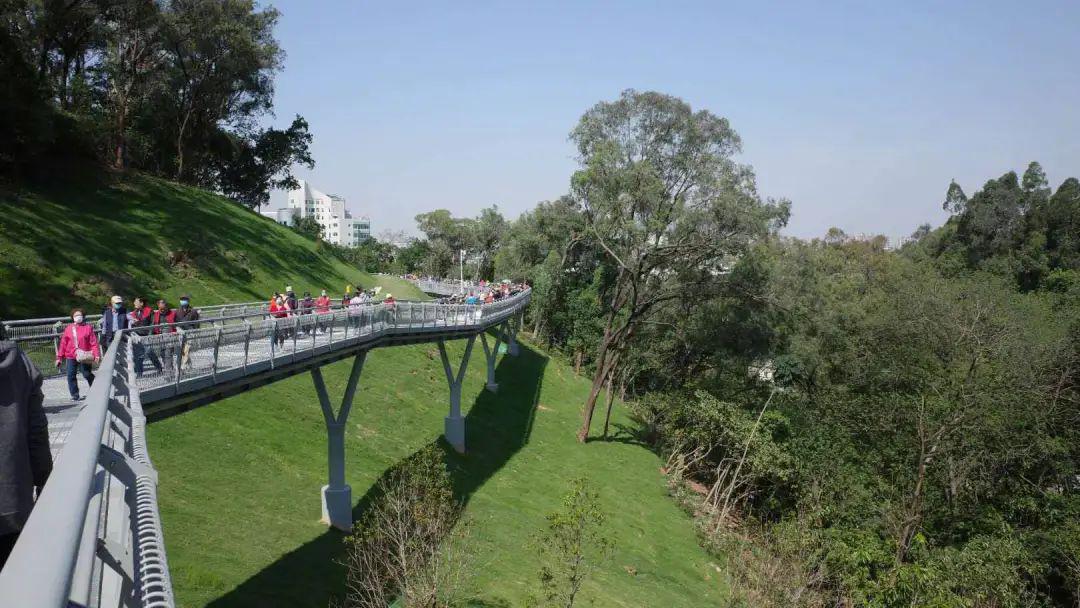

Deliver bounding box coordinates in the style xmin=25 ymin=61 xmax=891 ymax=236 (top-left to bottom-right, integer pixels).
xmin=149 ymin=339 xmax=729 ymax=607
xmin=0 ymin=168 xmax=420 ymax=319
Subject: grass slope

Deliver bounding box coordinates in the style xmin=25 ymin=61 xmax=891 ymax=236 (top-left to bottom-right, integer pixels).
xmin=0 ymin=168 xmax=420 ymax=319
xmin=149 ymin=339 xmax=729 ymax=607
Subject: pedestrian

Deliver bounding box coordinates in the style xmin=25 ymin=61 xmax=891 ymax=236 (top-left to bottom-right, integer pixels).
xmin=348 ymin=291 xmax=364 ymax=330
xmin=130 ymin=297 xmax=163 ymax=378
xmin=174 ymin=295 xmax=199 ymax=368
xmin=100 ymin=295 xmax=128 ymax=348
xmin=315 ymin=289 xmax=332 ymax=333
xmin=55 ymin=308 xmax=100 ymax=401
xmin=0 ymin=328 xmax=52 ymax=570
xmin=270 ymin=294 xmax=288 ymax=347
xmin=152 ymin=299 xmax=177 ymax=370
xmin=285 ymin=286 xmax=298 ymax=315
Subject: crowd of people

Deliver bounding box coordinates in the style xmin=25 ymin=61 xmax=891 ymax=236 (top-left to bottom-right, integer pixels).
xmin=435 ymin=280 xmax=529 ymax=306
xmin=53 ymin=294 xmax=202 ymax=400
xmin=47 ymin=280 xmax=529 ymax=400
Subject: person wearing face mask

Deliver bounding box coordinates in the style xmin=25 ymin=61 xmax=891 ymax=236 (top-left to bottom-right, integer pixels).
xmin=174 ymin=295 xmax=200 ymax=368
xmin=55 ymin=308 xmax=101 ymax=401
xmin=100 ymin=295 xmax=128 ymax=348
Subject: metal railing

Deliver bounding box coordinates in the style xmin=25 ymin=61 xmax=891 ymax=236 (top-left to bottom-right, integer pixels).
xmin=2 ymin=301 xmax=268 ymax=380
xmin=0 ymin=288 xmax=530 ymax=607
xmin=0 ymin=330 xmax=173 ymax=607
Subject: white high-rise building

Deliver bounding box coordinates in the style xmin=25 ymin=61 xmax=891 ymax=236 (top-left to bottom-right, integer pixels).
xmin=263 ymin=180 xmax=371 ymax=247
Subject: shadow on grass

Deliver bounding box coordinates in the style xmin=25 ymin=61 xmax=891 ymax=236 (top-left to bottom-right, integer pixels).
xmin=206 ymin=341 xmax=547 ymax=608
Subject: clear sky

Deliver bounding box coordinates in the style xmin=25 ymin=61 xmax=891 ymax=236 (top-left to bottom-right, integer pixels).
xmin=266 ymin=0 xmax=1080 ymax=239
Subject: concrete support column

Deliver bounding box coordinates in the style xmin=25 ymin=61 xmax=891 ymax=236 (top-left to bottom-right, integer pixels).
xmin=479 ymin=328 xmax=503 ymax=393
xmin=507 ymin=313 xmax=521 ymax=357
xmin=438 ymin=336 xmax=476 ymax=453
xmin=312 ymin=351 xmax=366 ymax=531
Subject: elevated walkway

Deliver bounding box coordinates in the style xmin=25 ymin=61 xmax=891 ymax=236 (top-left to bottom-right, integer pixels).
xmin=0 ymin=282 xmax=530 ymax=608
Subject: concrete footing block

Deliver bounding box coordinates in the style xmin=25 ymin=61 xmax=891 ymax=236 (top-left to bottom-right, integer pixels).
xmin=321 ymin=484 xmax=353 ymax=531
xmin=444 ymin=415 xmax=466 ymax=453
xmin=485 ymin=381 xmax=499 ymax=393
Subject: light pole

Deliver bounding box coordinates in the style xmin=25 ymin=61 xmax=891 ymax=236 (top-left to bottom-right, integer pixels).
xmin=459 ymin=249 xmax=465 ymax=293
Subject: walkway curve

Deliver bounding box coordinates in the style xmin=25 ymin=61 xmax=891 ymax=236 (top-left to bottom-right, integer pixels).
xmin=0 ymin=283 xmax=530 ymax=608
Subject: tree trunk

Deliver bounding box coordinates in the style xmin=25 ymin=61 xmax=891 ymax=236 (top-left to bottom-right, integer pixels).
xmin=601 ymin=369 xmax=617 ymax=439
xmin=574 ymin=351 xmax=582 ymax=375
xmin=578 ymin=340 xmax=618 ymax=443
xmin=114 ymin=106 xmax=127 ymax=169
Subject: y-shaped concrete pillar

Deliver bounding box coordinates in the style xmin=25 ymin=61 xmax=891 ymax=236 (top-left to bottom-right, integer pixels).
xmin=311 ymin=351 xmax=366 ymax=530
xmin=438 ymin=336 xmax=475 ymax=453
xmin=479 ymin=327 xmax=504 ymax=393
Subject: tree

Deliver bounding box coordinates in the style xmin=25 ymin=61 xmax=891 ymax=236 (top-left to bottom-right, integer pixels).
xmin=158 ymin=0 xmax=282 ymax=181
xmin=216 ymin=114 xmax=314 ymax=209
xmin=100 ymin=0 xmax=162 ymax=169
xmin=472 ymin=205 xmax=507 ymax=280
xmin=569 ymin=89 xmax=788 ymax=441
xmin=942 ymin=180 xmax=967 ymax=214
xmin=533 ymin=478 xmax=612 ymax=608
xmin=291 ymin=214 xmax=321 ymax=241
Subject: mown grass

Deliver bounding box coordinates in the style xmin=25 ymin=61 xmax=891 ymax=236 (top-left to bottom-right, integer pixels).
xmin=6 ymin=166 xmax=727 ymax=605
xmin=148 ymin=338 xmax=730 ymax=607
xmin=0 ymin=167 xmax=420 ymax=319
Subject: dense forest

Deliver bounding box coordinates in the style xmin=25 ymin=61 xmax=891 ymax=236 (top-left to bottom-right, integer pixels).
xmin=0 ymin=0 xmax=312 ymax=207
xmin=381 ymin=92 xmax=1080 ymax=606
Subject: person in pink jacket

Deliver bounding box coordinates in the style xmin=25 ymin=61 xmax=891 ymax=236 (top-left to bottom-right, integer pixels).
xmin=55 ymin=308 xmax=101 ymax=401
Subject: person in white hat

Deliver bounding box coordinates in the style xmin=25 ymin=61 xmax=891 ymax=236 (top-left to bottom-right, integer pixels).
xmin=100 ymin=295 xmax=128 ymax=348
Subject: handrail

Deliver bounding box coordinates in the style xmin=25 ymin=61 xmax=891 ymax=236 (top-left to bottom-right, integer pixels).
xmin=0 ymin=286 xmax=530 ymax=608
xmin=0 ymin=335 xmax=121 ymax=606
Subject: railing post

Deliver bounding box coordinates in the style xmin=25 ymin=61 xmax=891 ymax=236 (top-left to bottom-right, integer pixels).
xmin=243 ymin=321 xmax=252 ymax=373
xmin=174 ymin=330 xmax=186 ymax=389
xmin=211 ymin=327 xmax=223 ymax=383
xmin=269 ymin=319 xmax=276 ymax=369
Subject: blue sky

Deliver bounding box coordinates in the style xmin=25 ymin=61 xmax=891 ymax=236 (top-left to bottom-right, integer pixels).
xmin=266 ymin=0 xmax=1080 ymax=239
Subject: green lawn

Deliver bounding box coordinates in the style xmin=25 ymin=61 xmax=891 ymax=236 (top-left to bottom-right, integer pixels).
xmin=0 ymin=168 xmax=421 ymax=319
xmin=148 ymin=338 xmax=729 ymax=607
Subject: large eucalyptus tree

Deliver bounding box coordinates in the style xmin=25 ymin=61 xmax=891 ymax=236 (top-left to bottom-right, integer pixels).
xmin=569 ymin=89 xmax=789 ymax=441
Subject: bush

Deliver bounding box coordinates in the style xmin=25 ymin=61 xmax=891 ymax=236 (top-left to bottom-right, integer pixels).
xmin=337 ymin=446 xmax=471 ymax=608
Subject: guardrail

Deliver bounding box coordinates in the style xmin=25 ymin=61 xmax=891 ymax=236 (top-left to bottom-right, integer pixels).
xmin=2 ymin=301 xmax=269 ymax=380
xmin=0 ymin=288 xmax=530 ymax=607
xmin=0 ymin=329 xmax=173 ymax=607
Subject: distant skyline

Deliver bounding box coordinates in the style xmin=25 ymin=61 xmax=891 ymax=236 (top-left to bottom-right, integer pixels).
xmin=266 ymin=0 xmax=1080 ymax=239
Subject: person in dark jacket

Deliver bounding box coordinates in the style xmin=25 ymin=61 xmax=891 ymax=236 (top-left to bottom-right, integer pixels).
xmin=100 ymin=295 xmax=129 ymax=347
xmin=0 ymin=333 xmax=52 ymax=570
xmin=130 ymin=297 xmax=163 ymax=377
xmin=174 ymin=295 xmax=200 ymax=368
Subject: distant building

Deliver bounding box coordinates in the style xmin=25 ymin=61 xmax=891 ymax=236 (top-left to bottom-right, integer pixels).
xmin=261 ymin=180 xmax=371 ymax=247
xmin=260 ymin=208 xmax=296 ymax=226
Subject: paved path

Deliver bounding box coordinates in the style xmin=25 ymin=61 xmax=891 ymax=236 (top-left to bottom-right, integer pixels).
xmin=42 ymin=304 xmax=507 ymax=458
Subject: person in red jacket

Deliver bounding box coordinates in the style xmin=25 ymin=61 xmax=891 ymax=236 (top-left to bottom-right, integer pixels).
xmin=269 ymin=295 xmax=288 ymax=347
xmin=130 ymin=297 xmax=163 ymax=377
xmin=152 ymin=299 xmax=176 ymax=333
xmin=314 ymin=289 xmax=332 ymax=333
xmin=55 ymin=308 xmax=101 ymax=401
